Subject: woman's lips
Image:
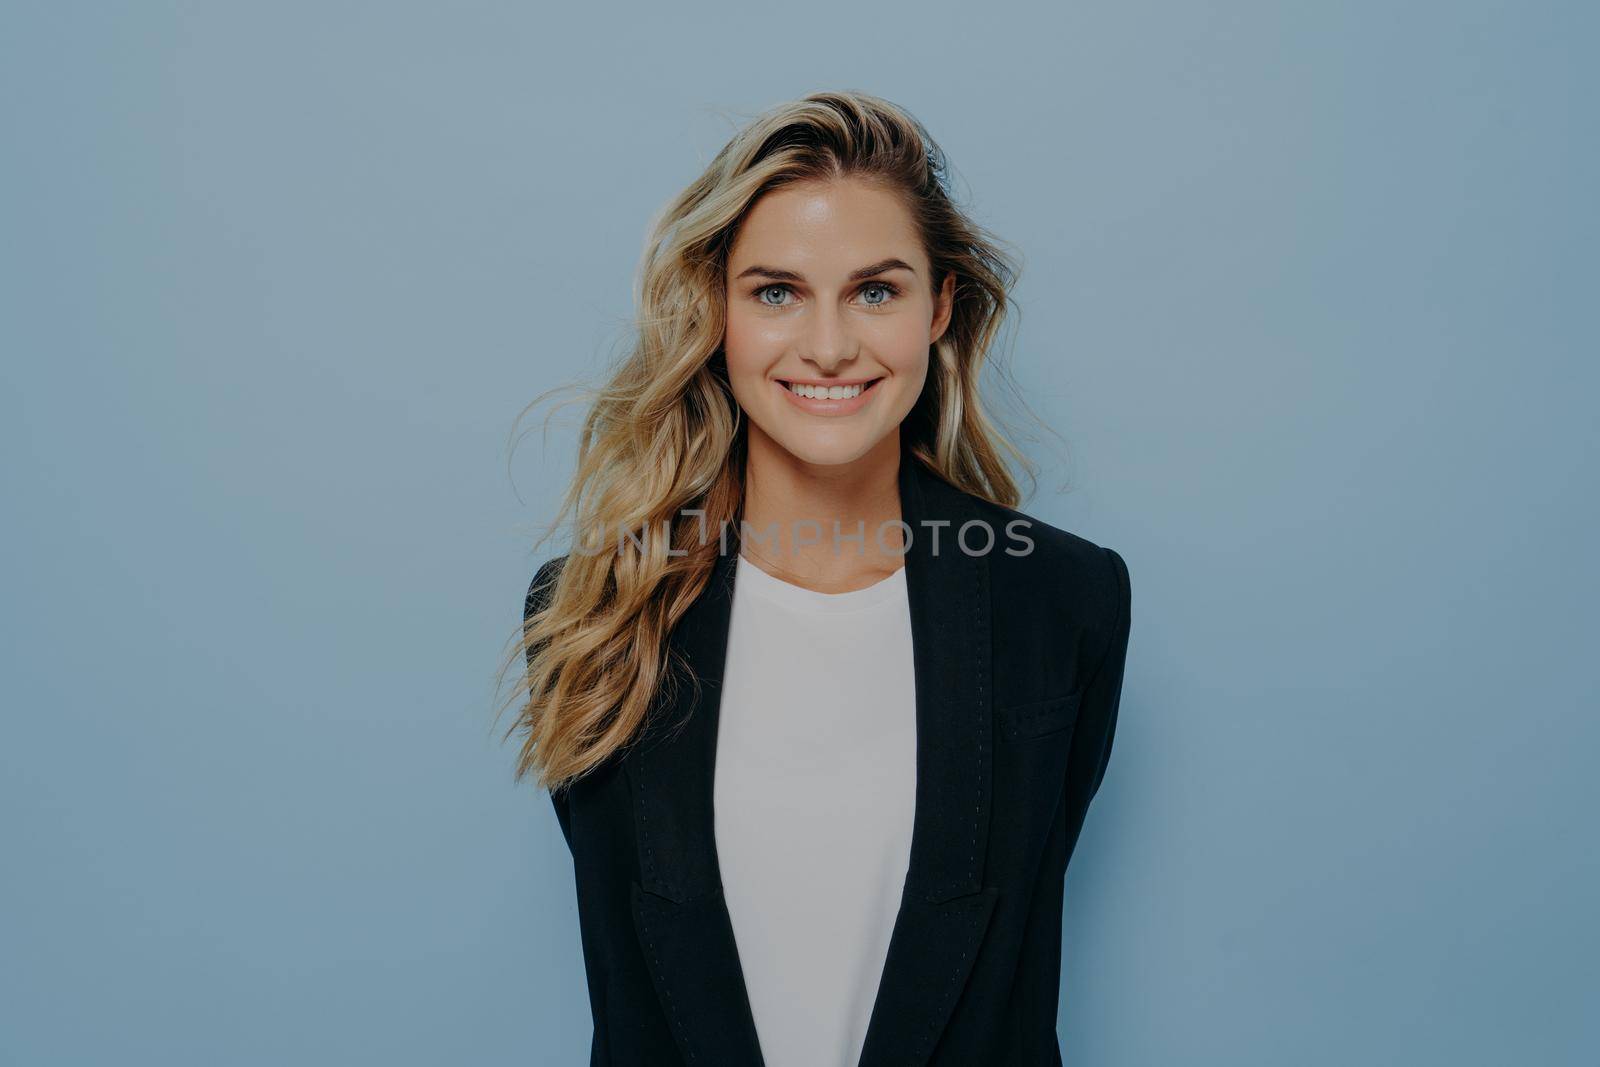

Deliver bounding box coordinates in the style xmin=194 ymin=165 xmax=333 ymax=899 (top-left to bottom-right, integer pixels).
xmin=773 ymin=377 xmax=884 ymax=417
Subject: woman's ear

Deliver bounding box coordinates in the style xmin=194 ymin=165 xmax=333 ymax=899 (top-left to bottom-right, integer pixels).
xmin=930 ymin=271 xmax=956 ymax=345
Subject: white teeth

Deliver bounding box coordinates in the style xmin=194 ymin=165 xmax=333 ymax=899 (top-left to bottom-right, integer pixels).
xmin=785 ymin=381 xmax=870 ymax=399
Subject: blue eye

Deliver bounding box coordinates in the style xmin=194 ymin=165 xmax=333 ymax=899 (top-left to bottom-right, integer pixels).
xmin=861 ymin=282 xmax=899 ymax=306
xmin=750 ymin=281 xmax=902 ymax=308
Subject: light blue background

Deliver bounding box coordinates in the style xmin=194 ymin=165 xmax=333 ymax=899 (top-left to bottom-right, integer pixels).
xmin=3 ymin=2 xmax=1594 ymax=1064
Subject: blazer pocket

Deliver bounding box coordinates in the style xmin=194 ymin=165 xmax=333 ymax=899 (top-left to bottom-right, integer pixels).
xmin=998 ymin=690 xmax=1082 ymax=742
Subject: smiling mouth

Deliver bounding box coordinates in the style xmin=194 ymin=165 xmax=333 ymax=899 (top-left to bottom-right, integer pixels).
xmin=777 ymin=378 xmax=884 ymax=400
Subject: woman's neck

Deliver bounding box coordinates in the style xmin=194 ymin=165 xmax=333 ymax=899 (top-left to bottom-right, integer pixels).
xmin=737 ymin=429 xmax=908 ymax=594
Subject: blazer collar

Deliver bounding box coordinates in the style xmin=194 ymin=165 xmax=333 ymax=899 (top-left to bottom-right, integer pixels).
xmin=625 ymin=450 xmax=999 ymax=1067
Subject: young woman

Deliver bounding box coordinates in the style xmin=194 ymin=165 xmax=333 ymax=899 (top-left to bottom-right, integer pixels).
xmin=512 ymin=91 xmax=1132 ymax=1067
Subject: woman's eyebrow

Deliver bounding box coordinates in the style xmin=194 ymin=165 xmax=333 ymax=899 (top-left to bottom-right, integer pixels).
xmin=734 ymin=258 xmax=918 ymax=283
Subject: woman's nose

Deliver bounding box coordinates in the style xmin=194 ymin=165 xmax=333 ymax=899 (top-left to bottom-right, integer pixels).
xmin=802 ymin=302 xmax=857 ymax=369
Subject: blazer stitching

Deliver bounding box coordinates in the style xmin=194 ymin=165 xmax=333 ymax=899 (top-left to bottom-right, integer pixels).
xmin=922 ymin=520 xmax=990 ymax=1059
xmin=920 ymin=895 xmax=991 ymax=1061
xmin=1000 ymin=694 xmax=1080 ymax=741
xmin=637 ymin=770 xmax=658 ymax=892
xmin=633 ymin=770 xmax=698 ymax=1059
xmin=635 ymin=895 xmax=695 ymax=1061
xmin=969 ymin=542 xmax=982 ymax=889
xmin=974 ymin=536 xmax=992 ymax=1033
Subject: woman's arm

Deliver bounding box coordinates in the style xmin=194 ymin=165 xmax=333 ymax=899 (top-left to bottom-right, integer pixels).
xmin=524 ymin=556 xmax=573 ymax=849
xmin=1066 ymin=546 xmax=1133 ymax=807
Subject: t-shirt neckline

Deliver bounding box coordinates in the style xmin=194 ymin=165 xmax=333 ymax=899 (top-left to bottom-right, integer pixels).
xmin=734 ymin=552 xmax=906 ymax=614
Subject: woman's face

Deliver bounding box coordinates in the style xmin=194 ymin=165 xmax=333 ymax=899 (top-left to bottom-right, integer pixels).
xmin=723 ymin=177 xmax=955 ymax=469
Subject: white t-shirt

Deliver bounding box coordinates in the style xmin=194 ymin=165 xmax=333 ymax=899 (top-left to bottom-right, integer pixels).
xmin=713 ymin=552 xmax=919 ymax=1067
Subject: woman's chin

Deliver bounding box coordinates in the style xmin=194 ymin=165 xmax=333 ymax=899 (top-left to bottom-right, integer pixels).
xmin=764 ymin=425 xmax=894 ymax=469
xmin=741 ymin=393 xmax=909 ymax=470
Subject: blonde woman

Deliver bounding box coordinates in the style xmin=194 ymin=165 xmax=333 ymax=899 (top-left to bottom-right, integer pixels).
xmin=511 ymin=91 xmax=1132 ymax=1067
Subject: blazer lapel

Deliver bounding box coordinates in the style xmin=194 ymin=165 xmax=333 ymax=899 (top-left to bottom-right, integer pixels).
xmin=625 ymin=538 xmax=764 ymax=1064
xmin=626 ymin=452 xmax=998 ymax=1067
xmin=854 ymin=455 xmax=999 ymax=1067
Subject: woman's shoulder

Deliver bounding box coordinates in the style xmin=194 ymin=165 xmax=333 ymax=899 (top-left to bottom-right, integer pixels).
xmin=523 ymin=554 xmax=569 ymax=623
xmin=962 ymin=492 xmax=1131 ymax=626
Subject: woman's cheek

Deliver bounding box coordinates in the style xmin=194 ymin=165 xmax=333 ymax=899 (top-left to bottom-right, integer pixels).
xmin=722 ymin=312 xmax=777 ymax=371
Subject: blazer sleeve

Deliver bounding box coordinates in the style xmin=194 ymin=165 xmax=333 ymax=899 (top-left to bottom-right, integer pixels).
xmin=523 ymin=556 xmax=573 ymax=850
xmin=1066 ymin=546 xmax=1132 ymax=805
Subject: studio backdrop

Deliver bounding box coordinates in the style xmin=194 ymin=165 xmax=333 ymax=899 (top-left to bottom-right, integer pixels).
xmin=2 ymin=3 xmax=1594 ymax=1065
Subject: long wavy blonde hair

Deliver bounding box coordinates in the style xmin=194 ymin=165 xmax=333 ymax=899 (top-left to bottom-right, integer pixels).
xmin=501 ymin=90 xmax=1044 ymax=795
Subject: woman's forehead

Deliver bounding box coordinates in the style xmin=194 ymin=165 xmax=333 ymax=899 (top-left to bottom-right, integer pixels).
xmin=728 ymin=180 xmax=924 ymax=276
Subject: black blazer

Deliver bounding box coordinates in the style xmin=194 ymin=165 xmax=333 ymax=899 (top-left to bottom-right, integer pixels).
xmin=524 ymin=454 xmax=1132 ymax=1066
